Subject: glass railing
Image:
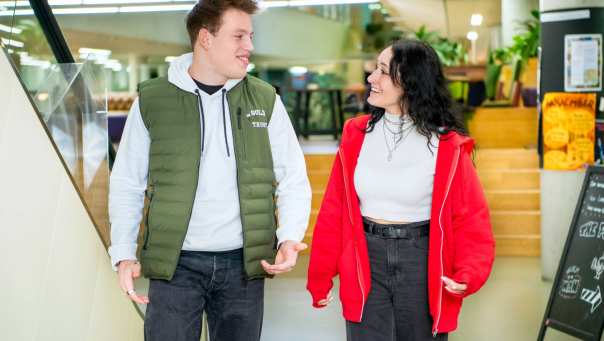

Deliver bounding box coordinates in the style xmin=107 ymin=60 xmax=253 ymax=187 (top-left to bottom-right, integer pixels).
xmin=1 ymin=0 xmax=150 ymax=320
xmin=34 ymin=62 xmax=111 ymax=245
xmin=1 ymin=0 xmax=111 ymax=247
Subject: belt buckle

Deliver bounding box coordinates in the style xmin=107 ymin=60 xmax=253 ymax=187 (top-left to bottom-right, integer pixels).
xmin=380 ymin=227 xmax=390 ymax=238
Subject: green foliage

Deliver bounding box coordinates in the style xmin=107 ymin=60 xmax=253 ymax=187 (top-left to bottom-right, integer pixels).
xmin=490 ymin=9 xmax=540 ymax=81
xmin=15 ymin=19 xmax=52 ymax=57
xmin=411 ymin=25 xmax=468 ymax=67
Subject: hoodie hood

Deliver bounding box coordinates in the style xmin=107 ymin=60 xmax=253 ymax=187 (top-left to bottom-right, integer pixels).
xmin=168 ymin=52 xmax=243 ymax=94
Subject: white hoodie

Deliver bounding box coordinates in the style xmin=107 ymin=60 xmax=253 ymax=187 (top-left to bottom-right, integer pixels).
xmin=108 ymin=53 xmax=311 ymax=267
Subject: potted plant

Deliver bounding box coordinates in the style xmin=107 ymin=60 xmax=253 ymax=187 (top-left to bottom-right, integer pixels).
xmin=509 ymin=9 xmax=540 ymax=106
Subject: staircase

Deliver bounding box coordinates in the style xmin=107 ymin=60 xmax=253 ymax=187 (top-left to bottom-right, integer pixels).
xmin=476 ymin=149 xmax=540 ymax=256
xmin=471 ymin=106 xmax=540 ymax=256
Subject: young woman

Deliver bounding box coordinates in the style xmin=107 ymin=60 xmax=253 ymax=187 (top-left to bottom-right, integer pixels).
xmin=307 ymin=39 xmax=495 ymax=341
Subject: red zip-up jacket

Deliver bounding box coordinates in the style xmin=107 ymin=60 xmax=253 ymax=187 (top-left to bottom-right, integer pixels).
xmin=307 ymin=115 xmax=495 ymax=335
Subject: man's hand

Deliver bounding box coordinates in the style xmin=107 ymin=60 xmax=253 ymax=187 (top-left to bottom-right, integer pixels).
xmin=117 ymin=260 xmax=149 ymax=304
xmin=261 ymin=240 xmax=307 ymax=275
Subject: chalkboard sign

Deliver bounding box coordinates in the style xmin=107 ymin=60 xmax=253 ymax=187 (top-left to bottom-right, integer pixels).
xmin=539 ymin=166 xmax=604 ymax=340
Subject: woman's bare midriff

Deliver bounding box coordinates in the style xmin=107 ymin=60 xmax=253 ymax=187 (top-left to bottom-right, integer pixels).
xmin=364 ymin=216 xmax=409 ymax=225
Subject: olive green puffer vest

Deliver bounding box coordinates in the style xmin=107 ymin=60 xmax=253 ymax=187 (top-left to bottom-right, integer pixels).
xmin=138 ymin=76 xmax=277 ymax=280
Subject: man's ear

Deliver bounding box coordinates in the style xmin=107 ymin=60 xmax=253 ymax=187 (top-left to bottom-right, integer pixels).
xmin=197 ymin=28 xmax=212 ymax=50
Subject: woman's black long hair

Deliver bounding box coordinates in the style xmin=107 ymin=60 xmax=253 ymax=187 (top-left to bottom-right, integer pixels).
xmin=366 ymin=39 xmax=467 ymax=144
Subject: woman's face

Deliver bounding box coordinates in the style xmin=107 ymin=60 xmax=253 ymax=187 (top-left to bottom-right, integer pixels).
xmin=366 ymin=47 xmax=403 ymax=114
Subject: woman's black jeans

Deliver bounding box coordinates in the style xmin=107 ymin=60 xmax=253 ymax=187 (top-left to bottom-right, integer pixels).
xmin=346 ymin=219 xmax=448 ymax=341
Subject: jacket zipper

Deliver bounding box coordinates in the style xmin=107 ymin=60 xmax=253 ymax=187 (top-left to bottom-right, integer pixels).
xmin=175 ymin=91 xmax=203 ymax=261
xmin=142 ymin=187 xmax=154 ymax=250
xmin=433 ymin=146 xmax=461 ymax=337
xmin=221 ymin=89 xmax=231 ymax=157
xmin=338 ymin=148 xmax=366 ymax=322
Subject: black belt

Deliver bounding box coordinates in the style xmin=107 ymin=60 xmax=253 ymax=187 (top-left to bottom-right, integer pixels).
xmin=363 ymin=218 xmax=430 ymax=239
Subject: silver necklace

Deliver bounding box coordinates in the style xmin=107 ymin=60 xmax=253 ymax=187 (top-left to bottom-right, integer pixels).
xmin=382 ymin=116 xmax=413 ymax=161
xmin=383 ymin=114 xmax=411 ymax=125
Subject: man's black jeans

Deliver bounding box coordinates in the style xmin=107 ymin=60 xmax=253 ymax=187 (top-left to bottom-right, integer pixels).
xmin=144 ymin=248 xmax=264 ymax=341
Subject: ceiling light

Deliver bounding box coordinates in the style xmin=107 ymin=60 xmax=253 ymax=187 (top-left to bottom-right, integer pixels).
xmin=259 ymin=0 xmax=378 ymax=7
xmin=83 ymin=0 xmax=168 ymax=4
xmin=0 ymin=23 xmax=22 ymax=34
xmin=259 ymin=1 xmax=288 ymax=8
xmin=79 ymin=47 xmax=111 ymax=56
xmin=0 ymin=1 xmax=28 ymax=7
xmin=49 ymin=0 xmax=84 ymax=5
xmin=466 ymin=31 xmax=478 ymax=41
xmin=288 ymin=0 xmax=379 ymax=6
xmin=289 ymin=66 xmax=308 ymax=75
xmin=471 ymin=14 xmax=483 ymax=26
xmin=0 ymin=9 xmax=33 ymax=16
xmin=1 ymin=38 xmax=24 ymax=48
xmin=53 ymin=6 xmax=119 ymax=14
xmin=119 ymin=4 xmax=193 ymax=13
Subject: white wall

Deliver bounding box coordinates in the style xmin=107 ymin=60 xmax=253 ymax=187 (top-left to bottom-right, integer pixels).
xmin=502 ymin=0 xmax=539 ymax=47
xmin=0 ymin=49 xmax=143 ymax=340
xmin=540 ymin=170 xmax=585 ymax=280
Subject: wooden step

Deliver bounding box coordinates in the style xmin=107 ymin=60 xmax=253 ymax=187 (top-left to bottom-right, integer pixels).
xmin=478 ymin=169 xmax=540 ymax=190
xmin=494 ymin=234 xmax=540 ymax=256
xmin=490 ymin=210 xmax=540 ymax=235
xmin=304 ymin=209 xmax=320 ymax=243
xmin=475 ymin=148 xmax=539 ymax=170
xmin=485 ymin=189 xmax=540 ymax=211
xmin=311 ymin=190 xmax=325 ymax=210
xmin=305 ymin=154 xmax=335 ymax=172
xmin=468 ymin=107 xmax=538 ymax=148
xmin=308 ymin=170 xmax=330 ymax=190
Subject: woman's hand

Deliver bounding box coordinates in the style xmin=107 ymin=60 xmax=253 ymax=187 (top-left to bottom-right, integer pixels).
xmin=317 ymin=290 xmax=334 ymax=306
xmin=441 ymin=276 xmax=467 ymax=296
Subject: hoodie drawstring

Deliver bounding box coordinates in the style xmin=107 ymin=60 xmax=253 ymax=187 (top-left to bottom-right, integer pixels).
xmin=221 ymin=89 xmax=231 ymax=157
xmin=194 ymin=89 xmax=206 ymax=155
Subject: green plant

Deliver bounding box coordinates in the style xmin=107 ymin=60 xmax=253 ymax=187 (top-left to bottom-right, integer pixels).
xmin=363 ymin=20 xmax=401 ymax=52
xmin=508 ymin=9 xmax=540 ymax=81
xmin=411 ymin=25 xmax=468 ymax=67
xmin=16 ymin=19 xmax=53 ymax=57
xmin=484 ymin=48 xmax=512 ymax=99
xmin=488 ymin=48 xmax=513 ymax=65
xmin=483 ymin=9 xmax=539 ymax=100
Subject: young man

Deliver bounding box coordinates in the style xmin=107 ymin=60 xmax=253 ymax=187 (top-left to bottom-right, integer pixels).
xmin=108 ymin=1 xmax=311 ymax=340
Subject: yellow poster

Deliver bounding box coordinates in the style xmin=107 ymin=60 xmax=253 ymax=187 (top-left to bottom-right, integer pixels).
xmin=542 ymin=93 xmax=596 ymax=170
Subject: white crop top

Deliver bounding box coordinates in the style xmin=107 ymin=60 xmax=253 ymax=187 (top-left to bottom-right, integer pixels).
xmin=353 ymin=113 xmax=439 ymax=222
